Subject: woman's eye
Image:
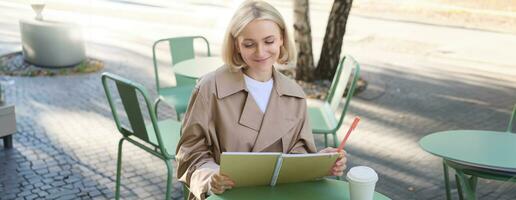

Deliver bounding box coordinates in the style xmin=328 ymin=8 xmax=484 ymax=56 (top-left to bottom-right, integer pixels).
xmin=265 ymin=40 xmax=274 ymax=44
xmin=243 ymin=43 xmax=254 ymax=48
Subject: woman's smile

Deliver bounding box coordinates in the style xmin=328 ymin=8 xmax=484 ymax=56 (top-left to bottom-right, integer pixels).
xmin=252 ymin=56 xmax=271 ymax=63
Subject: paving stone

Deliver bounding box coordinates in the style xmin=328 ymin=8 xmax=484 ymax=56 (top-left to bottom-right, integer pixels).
xmin=24 ymin=194 xmax=38 ymax=200
xmin=36 ymin=190 xmax=48 ymax=198
xmin=87 ymin=189 xmax=102 ymax=198
xmin=39 ymin=185 xmax=51 ymax=191
xmin=1 ymin=194 xmax=17 ymax=200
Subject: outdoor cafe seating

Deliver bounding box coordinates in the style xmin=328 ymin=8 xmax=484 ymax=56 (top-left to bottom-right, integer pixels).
xmin=152 ymin=36 xmax=212 ymax=120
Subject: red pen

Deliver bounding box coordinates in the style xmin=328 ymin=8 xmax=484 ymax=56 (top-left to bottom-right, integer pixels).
xmin=337 ymin=116 xmax=361 ymax=151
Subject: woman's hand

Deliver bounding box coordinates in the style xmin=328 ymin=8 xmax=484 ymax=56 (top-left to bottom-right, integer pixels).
xmin=319 ymin=147 xmax=347 ymax=176
xmin=209 ymin=173 xmax=235 ymax=194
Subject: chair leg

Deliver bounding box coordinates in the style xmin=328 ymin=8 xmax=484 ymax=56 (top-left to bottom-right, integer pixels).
xmin=3 ymin=135 xmax=13 ymax=149
xmin=469 ymin=176 xmax=478 ymax=193
xmin=455 ymin=170 xmax=477 ymax=200
xmin=455 ymin=174 xmax=465 ymax=200
xmin=324 ymin=134 xmax=328 ymax=148
xmin=183 ymin=184 xmax=190 ymax=200
xmin=332 ymin=132 xmax=338 ymax=147
xmin=115 ymin=138 xmax=125 ymax=200
xmin=443 ymin=161 xmax=452 ymax=200
xmin=165 ymin=160 xmax=174 ymax=200
xmin=176 ymin=112 xmax=181 ymax=122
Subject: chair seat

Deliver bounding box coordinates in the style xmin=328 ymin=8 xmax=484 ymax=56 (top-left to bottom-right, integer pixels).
xmin=146 ymin=119 xmax=182 ymax=156
xmin=159 ymin=85 xmax=195 ymax=114
xmin=307 ymin=99 xmax=338 ymax=133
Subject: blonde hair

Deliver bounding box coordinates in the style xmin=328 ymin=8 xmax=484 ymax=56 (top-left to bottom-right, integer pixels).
xmin=222 ymin=0 xmax=297 ymax=71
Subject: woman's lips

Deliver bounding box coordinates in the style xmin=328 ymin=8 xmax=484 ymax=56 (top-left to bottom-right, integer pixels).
xmin=253 ymin=56 xmax=271 ymax=62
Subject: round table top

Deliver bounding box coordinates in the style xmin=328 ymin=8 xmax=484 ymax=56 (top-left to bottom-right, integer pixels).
xmin=207 ymin=179 xmax=390 ymax=200
xmin=419 ymin=130 xmax=516 ymax=171
xmin=173 ymin=57 xmax=223 ymax=79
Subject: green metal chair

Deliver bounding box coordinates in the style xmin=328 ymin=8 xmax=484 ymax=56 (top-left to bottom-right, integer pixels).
xmin=443 ymin=104 xmax=516 ymax=200
xmin=152 ymin=36 xmax=211 ymax=119
xmin=307 ymin=55 xmax=360 ymax=148
xmin=101 ymin=72 xmax=182 ymax=200
xmin=507 ymin=104 xmax=516 ymax=133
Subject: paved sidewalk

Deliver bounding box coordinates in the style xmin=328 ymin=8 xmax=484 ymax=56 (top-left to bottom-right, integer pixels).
xmin=1 ymin=0 xmax=516 ymax=199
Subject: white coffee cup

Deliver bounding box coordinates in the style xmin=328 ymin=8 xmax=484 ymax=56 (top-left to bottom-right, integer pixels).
xmin=346 ymin=166 xmax=378 ymax=200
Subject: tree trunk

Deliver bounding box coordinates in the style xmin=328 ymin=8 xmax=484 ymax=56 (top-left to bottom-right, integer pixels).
xmin=293 ymin=0 xmax=315 ymax=81
xmin=314 ymin=0 xmax=353 ymax=81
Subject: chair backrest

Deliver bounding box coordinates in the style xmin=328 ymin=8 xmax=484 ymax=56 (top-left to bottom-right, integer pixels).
xmin=325 ymin=55 xmax=360 ymax=129
xmin=326 ymin=55 xmax=360 ymax=110
xmin=508 ymin=104 xmax=516 ymax=133
xmin=152 ymin=36 xmax=211 ymax=90
xmin=101 ymin=72 xmax=172 ymax=157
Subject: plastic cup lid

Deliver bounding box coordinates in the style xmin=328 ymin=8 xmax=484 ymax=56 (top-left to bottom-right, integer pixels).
xmin=346 ymin=166 xmax=378 ymax=183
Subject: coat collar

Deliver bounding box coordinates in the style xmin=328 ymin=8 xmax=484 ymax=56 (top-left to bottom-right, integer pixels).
xmin=215 ymin=66 xmax=306 ymax=99
xmin=215 ymin=66 xmax=307 ymax=152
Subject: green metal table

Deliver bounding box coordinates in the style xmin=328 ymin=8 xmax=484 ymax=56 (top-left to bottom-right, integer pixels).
xmin=207 ymin=179 xmax=390 ymax=200
xmin=173 ymin=57 xmax=223 ymax=85
xmin=419 ymin=130 xmax=516 ymax=200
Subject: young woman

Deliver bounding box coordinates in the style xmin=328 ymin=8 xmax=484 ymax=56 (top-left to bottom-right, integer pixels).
xmin=176 ymin=1 xmax=346 ymax=199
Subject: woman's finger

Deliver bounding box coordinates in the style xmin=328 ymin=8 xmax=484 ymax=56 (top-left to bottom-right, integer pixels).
xmin=332 ymin=163 xmax=346 ymax=172
xmin=212 ymin=187 xmax=224 ymax=194
xmin=210 ymin=183 xmax=222 ymax=194
xmin=211 ymin=174 xmax=227 ymax=191
xmin=334 ymin=150 xmax=346 ymax=162
xmin=220 ymin=180 xmax=235 ymax=188
xmin=221 ymin=175 xmax=235 ymax=183
xmin=210 ymin=181 xmax=221 ymax=191
xmin=333 ymin=165 xmax=345 ymax=173
xmin=219 ymin=176 xmax=235 ymax=186
xmin=320 ymin=147 xmax=338 ymax=153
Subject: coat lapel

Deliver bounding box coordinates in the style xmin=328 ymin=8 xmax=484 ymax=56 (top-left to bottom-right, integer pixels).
xmin=238 ymin=93 xmax=264 ymax=131
xmin=215 ymin=67 xmax=263 ymax=131
xmin=251 ymin=69 xmax=307 ymax=152
xmin=251 ymin=87 xmax=286 ymax=152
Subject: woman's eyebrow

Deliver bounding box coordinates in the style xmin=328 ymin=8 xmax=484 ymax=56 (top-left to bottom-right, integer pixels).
xmin=263 ymin=35 xmax=274 ymax=40
xmin=242 ymin=35 xmax=274 ymax=42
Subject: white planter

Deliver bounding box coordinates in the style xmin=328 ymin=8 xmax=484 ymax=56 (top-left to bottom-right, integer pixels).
xmin=19 ymin=19 xmax=86 ymax=67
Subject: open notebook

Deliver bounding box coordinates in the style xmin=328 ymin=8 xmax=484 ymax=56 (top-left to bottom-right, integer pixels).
xmin=220 ymin=152 xmax=339 ymax=187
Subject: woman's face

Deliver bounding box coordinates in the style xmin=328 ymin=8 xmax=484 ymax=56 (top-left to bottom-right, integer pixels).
xmin=236 ymin=19 xmax=283 ymax=72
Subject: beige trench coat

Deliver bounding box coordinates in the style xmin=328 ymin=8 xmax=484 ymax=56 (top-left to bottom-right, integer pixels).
xmin=175 ymin=66 xmax=317 ymax=200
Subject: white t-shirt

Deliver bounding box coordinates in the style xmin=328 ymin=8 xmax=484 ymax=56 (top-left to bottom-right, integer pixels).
xmin=243 ymin=74 xmax=273 ymax=113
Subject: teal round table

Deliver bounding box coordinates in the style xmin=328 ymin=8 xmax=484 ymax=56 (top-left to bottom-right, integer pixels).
xmin=207 ymin=179 xmax=390 ymax=200
xmin=419 ymin=130 xmax=516 ymax=200
xmin=173 ymin=57 xmax=223 ymax=85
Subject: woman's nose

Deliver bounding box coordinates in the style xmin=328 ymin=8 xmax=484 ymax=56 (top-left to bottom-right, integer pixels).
xmin=255 ymin=44 xmax=266 ymax=57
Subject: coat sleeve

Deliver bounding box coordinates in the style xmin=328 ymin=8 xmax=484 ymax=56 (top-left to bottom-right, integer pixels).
xmin=176 ymin=86 xmax=218 ymax=200
xmin=288 ymin=99 xmax=318 ymax=154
